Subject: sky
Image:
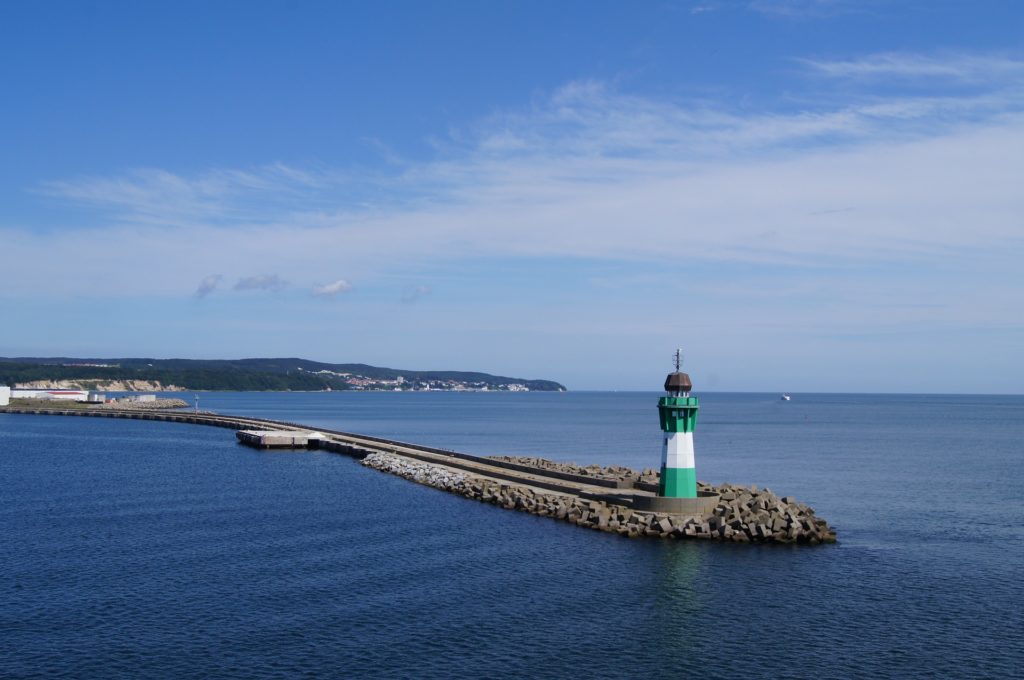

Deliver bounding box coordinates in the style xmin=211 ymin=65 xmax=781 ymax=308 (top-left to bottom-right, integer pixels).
xmin=1 ymin=0 xmax=1022 ymax=392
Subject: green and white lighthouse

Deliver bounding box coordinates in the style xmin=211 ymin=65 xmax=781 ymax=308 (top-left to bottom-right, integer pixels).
xmin=657 ymin=349 xmax=699 ymax=499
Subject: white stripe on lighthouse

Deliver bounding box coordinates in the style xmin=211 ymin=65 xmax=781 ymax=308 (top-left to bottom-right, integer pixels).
xmin=662 ymin=431 xmax=695 ymax=469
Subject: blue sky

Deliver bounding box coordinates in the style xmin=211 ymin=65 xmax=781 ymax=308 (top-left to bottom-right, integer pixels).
xmin=1 ymin=0 xmax=1022 ymax=392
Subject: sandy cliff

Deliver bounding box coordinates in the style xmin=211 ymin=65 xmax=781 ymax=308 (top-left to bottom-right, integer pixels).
xmin=15 ymin=379 xmax=184 ymax=392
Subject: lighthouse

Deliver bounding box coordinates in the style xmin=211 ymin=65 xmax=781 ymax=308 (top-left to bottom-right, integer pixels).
xmin=657 ymin=349 xmax=699 ymax=499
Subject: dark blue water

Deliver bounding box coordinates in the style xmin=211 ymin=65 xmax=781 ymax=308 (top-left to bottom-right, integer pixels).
xmin=2 ymin=392 xmax=1022 ymax=678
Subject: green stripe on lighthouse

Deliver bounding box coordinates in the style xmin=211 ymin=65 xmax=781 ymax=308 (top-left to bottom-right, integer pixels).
xmin=659 ymin=466 xmax=697 ymax=497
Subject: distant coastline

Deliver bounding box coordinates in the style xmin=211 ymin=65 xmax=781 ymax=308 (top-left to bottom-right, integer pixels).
xmin=0 ymin=357 xmax=567 ymax=393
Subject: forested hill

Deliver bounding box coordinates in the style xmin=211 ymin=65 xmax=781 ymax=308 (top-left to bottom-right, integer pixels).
xmin=0 ymin=357 xmax=567 ymax=392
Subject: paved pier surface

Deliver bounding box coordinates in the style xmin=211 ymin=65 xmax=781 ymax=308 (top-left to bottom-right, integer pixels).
xmin=236 ymin=429 xmax=326 ymax=449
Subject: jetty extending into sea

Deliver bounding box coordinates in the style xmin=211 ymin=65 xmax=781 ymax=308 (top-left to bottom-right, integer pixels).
xmin=0 ymin=404 xmax=836 ymax=544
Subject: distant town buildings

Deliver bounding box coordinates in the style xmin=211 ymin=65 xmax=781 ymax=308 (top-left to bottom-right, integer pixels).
xmin=295 ymin=367 xmax=534 ymax=392
xmin=121 ymin=394 xmax=157 ymax=403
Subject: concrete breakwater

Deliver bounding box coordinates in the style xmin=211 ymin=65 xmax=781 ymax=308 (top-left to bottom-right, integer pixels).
xmin=363 ymin=452 xmax=836 ymax=544
xmin=0 ymin=405 xmax=835 ymax=544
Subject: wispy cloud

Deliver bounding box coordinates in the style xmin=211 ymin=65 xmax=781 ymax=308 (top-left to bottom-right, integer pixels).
xmin=312 ymin=279 xmax=353 ymax=297
xmin=37 ymin=163 xmax=358 ymax=229
xmin=194 ymin=274 xmax=223 ymax=298
xmin=689 ymin=3 xmax=719 ymax=14
xmin=686 ymin=0 xmax=860 ymax=18
xmin=401 ymin=285 xmax=432 ymax=303
xmin=5 ymin=51 xmax=1024 ymax=301
xmin=801 ymin=52 xmax=1024 ymax=83
xmin=747 ymin=0 xmax=855 ymax=18
xmin=234 ymin=274 xmax=288 ymax=292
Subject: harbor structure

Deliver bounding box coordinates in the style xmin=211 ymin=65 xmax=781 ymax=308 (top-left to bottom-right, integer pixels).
xmin=657 ymin=350 xmax=699 ymax=499
xmin=236 ymin=429 xmax=326 ymax=449
xmin=0 ymin=397 xmax=834 ymax=543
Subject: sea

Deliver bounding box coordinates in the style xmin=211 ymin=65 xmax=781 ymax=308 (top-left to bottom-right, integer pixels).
xmin=1 ymin=391 xmax=1021 ymax=679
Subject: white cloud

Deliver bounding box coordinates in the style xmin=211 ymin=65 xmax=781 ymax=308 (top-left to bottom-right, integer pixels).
xmin=194 ymin=274 xmax=223 ymax=298
xmin=3 ymin=52 xmax=1023 ymax=303
xmin=312 ymin=279 xmax=353 ymax=297
xmin=234 ymin=274 xmax=288 ymax=292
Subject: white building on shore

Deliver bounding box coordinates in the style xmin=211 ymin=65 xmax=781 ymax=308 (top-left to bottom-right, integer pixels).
xmin=10 ymin=388 xmax=89 ymax=401
xmin=0 ymin=386 xmax=10 ymax=406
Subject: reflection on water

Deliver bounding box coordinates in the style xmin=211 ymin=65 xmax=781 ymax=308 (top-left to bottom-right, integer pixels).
xmin=647 ymin=543 xmax=705 ymax=651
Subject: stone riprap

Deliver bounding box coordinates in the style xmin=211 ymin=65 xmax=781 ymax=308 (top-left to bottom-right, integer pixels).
xmin=486 ymin=455 xmax=661 ymax=485
xmin=696 ymin=482 xmax=836 ymax=544
xmin=362 ymin=452 xmax=835 ymax=544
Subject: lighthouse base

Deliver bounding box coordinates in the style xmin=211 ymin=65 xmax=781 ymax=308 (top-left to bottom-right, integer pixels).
xmin=633 ymin=492 xmax=720 ymax=515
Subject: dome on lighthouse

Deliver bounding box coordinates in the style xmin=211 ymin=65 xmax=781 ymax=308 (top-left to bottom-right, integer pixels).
xmin=664 ymin=371 xmax=692 ymax=394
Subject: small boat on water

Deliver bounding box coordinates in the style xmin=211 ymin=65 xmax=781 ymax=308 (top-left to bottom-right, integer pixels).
xmin=781 ymin=394 xmax=791 ymax=401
